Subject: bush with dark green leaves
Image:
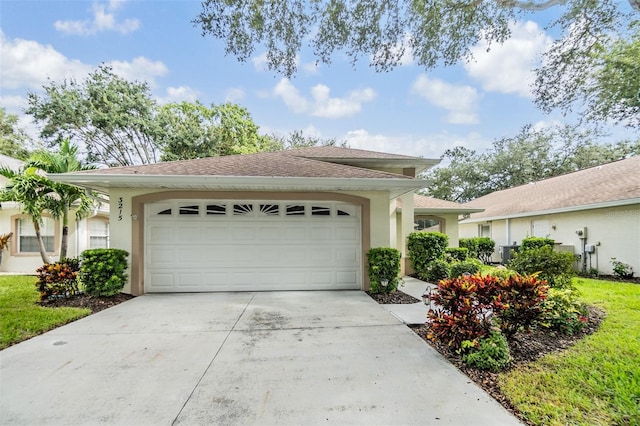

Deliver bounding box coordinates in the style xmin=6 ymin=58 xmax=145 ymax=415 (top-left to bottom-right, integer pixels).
xmin=521 ymin=237 xmax=555 ymax=251
xmin=459 ymin=238 xmax=479 ymax=258
xmin=462 ymin=329 xmax=512 ymax=372
xmin=476 ymin=237 xmax=496 ymax=264
xmin=419 ymin=259 xmax=450 ymax=283
xmin=449 ymin=259 xmax=481 ymax=278
xmin=407 ymin=231 xmax=449 ymax=275
xmin=79 ymin=249 xmax=129 ymax=297
xmin=508 ymin=245 xmax=575 ymax=289
xmin=367 ymin=247 xmax=401 ymax=293
xmin=445 ymin=247 xmax=468 ymax=262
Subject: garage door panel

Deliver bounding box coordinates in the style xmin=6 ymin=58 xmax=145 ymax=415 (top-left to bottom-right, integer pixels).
xmin=176 ymin=226 xmax=203 ymax=243
xmin=145 ymin=200 xmax=361 ymax=292
xmin=231 ymin=226 xmax=255 ymax=240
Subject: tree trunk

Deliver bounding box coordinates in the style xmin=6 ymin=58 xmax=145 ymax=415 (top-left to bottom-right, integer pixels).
xmin=33 ymin=219 xmax=51 ymax=264
xmin=60 ymin=206 xmax=69 ymax=260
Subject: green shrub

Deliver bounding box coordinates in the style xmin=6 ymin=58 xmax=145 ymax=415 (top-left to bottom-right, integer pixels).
xmin=79 ymin=249 xmax=129 ymax=297
xmin=462 ymin=329 xmax=512 ymax=372
xmin=508 ymin=245 xmax=575 ymax=289
xmin=521 ymin=237 xmax=555 ymax=251
xmin=367 ymin=247 xmax=401 ymax=294
xmin=538 ymin=288 xmax=588 ymax=334
xmin=445 ymin=247 xmax=468 ymax=262
xmin=476 ymin=237 xmax=496 ymax=264
xmin=459 ymin=238 xmax=479 ymax=258
xmin=420 ymin=259 xmax=450 ymax=283
xmin=494 ymin=274 xmax=549 ymax=338
xmin=610 ymin=257 xmax=633 ymax=278
xmin=407 ymin=232 xmax=449 ymax=275
xmin=449 ymin=259 xmax=481 ymax=278
xmin=35 ymin=259 xmax=81 ymax=301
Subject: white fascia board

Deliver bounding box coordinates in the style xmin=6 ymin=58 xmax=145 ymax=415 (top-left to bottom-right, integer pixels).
xmin=50 ymin=174 xmax=428 ymax=197
xmin=460 ymin=197 xmax=640 ymax=223
xmin=397 ymin=206 xmax=485 ymax=214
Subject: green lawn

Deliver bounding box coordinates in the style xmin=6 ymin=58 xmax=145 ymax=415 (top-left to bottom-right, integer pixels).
xmin=500 ymin=278 xmax=640 ymax=426
xmin=0 ymin=275 xmax=91 ymax=349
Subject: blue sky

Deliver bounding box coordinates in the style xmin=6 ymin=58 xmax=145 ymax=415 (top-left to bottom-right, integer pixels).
xmin=0 ymin=1 xmax=633 ymax=160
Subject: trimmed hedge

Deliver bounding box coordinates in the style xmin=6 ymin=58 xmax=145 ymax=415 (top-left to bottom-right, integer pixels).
xmin=521 ymin=237 xmax=555 ymax=251
xmin=407 ymin=231 xmax=449 ymax=275
xmin=459 ymin=238 xmax=479 ymax=258
xmin=79 ymin=249 xmax=129 ymax=297
xmin=445 ymin=247 xmax=469 ymax=262
xmin=367 ymin=247 xmax=401 ymax=293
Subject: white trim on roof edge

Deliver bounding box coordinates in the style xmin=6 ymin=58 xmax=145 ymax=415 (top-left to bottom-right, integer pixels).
xmin=460 ymin=197 xmax=640 ymax=223
xmin=49 ymin=174 xmax=428 ymax=199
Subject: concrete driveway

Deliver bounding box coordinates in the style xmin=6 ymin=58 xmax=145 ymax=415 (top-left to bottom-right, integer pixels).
xmin=1 ymin=291 xmax=520 ymax=425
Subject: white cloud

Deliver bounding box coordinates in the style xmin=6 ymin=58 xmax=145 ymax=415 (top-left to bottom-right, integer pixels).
xmin=251 ymin=53 xmax=269 ymax=71
xmin=225 ymin=87 xmax=245 ymax=103
xmin=0 ymin=30 xmax=92 ymax=89
xmin=273 ymin=79 xmax=376 ymax=119
xmin=109 ymin=57 xmax=168 ymax=85
xmin=157 ymin=86 xmax=199 ymax=104
xmin=343 ymin=128 xmax=488 ymax=159
xmin=465 ymin=20 xmax=552 ymax=98
xmin=54 ymin=0 xmax=140 ymax=35
xmin=411 ymin=75 xmax=479 ymax=124
xmin=0 ymin=95 xmax=27 ymax=111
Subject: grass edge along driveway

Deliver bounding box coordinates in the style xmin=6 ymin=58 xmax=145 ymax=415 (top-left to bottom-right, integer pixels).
xmin=500 ymin=278 xmax=640 ymax=426
xmin=0 ymin=275 xmax=91 ymax=349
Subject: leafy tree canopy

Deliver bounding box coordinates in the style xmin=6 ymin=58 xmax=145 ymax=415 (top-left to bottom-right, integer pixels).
xmin=0 ymin=108 xmax=32 ymax=160
xmin=194 ymin=0 xmax=637 ymax=76
xmin=195 ymin=0 xmax=639 ymax=127
xmin=157 ymin=101 xmax=277 ymax=161
xmin=424 ymin=124 xmax=640 ymax=202
xmin=27 ymin=64 xmax=161 ymax=167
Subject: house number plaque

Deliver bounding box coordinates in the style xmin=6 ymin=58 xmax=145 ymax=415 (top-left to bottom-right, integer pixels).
xmin=118 ymin=197 xmax=123 ymax=221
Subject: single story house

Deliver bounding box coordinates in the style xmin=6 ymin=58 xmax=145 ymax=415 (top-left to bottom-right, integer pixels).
xmin=51 ymin=147 xmax=451 ymax=295
xmin=459 ymin=155 xmax=640 ymax=275
xmin=0 ymin=154 xmax=110 ymax=273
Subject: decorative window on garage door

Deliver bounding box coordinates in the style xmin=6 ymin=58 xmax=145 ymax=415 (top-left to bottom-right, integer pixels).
xmin=147 ymin=200 xmax=359 ymax=220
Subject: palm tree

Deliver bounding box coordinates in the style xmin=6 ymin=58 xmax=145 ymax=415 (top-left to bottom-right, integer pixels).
xmin=0 ymin=166 xmax=58 ymax=263
xmin=26 ymin=140 xmax=96 ymax=260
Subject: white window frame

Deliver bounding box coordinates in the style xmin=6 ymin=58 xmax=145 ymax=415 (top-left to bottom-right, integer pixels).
xmin=88 ymin=218 xmax=110 ymax=249
xmin=14 ymin=216 xmax=57 ymax=254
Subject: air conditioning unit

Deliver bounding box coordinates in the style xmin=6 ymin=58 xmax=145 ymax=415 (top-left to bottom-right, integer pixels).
xmin=500 ymin=245 xmax=519 ymax=264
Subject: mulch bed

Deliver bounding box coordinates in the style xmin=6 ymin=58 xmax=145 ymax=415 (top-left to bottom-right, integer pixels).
xmin=365 ymin=288 xmax=606 ymax=424
xmin=366 ymin=290 xmax=420 ymax=304
xmin=39 ymin=293 xmax=135 ymax=313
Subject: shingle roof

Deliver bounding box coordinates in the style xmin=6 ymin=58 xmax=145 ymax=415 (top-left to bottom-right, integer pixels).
xmin=463 ymin=156 xmax=640 ymax=221
xmin=75 ymin=150 xmax=413 ymax=180
xmin=288 ymin=146 xmax=425 ymax=160
xmin=396 ymin=194 xmax=484 ymax=213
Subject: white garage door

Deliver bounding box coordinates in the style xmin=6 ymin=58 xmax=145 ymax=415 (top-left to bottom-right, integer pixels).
xmin=145 ymin=200 xmax=362 ymax=292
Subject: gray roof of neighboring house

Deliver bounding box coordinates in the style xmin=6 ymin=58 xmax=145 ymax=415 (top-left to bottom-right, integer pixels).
xmin=462 ymin=155 xmax=640 ymax=222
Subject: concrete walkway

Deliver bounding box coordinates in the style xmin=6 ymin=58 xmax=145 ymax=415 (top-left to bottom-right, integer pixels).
xmin=1 ymin=290 xmax=520 ymax=425
xmin=382 ymin=276 xmax=437 ymax=325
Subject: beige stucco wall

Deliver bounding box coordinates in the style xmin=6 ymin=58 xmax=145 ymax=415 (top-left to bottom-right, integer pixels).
xmin=0 ymin=203 xmax=108 ymax=273
xmin=459 ymin=204 xmax=640 ymax=274
xmin=107 ymin=188 xmax=405 ymax=294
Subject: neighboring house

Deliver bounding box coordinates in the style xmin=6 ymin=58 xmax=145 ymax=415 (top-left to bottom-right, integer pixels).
xmin=51 ymin=146 xmax=449 ymax=295
xmin=0 ymin=154 xmax=110 ymax=273
xmin=459 ymin=156 xmax=640 ymax=275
